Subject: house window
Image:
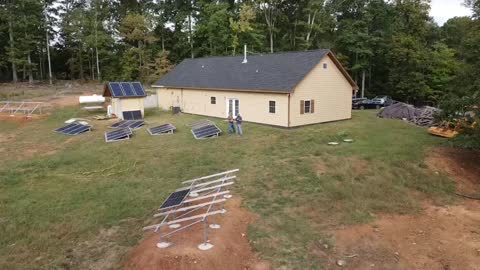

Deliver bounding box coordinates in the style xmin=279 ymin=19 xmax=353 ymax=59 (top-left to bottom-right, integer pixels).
xmin=304 ymin=100 xmax=311 ymax=113
xmin=323 ymin=63 xmax=328 ymax=69
xmin=211 ymin=97 xmax=216 ymax=104
xmin=269 ymin=101 xmax=276 ymax=113
xmin=300 ymin=100 xmax=315 ymax=114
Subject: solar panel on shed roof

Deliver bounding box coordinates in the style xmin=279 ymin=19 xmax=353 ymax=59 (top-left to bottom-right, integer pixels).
xmin=123 ymin=110 xmax=142 ymax=120
xmin=109 ymin=83 xmax=124 ymax=97
xmin=107 ymin=82 xmax=146 ymax=98
xmin=132 ymin=82 xmax=146 ymax=96
xmin=191 ymin=124 xmax=221 ymax=139
xmin=121 ymin=82 xmax=135 ymax=96
xmin=159 ymin=189 xmax=190 ymax=209
xmin=105 ymin=128 xmax=132 ymax=143
xmin=55 ymin=123 xmax=92 ymax=135
xmin=148 ymin=123 xmax=176 ymax=135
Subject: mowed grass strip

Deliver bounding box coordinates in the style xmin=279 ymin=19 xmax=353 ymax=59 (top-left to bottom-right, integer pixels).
xmin=0 ymin=109 xmax=454 ymax=269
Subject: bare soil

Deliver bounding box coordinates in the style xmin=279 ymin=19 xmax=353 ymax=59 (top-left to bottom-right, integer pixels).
xmin=316 ymin=147 xmax=480 ymax=270
xmin=125 ymin=198 xmax=270 ymax=270
xmin=426 ymin=147 xmax=480 ymax=194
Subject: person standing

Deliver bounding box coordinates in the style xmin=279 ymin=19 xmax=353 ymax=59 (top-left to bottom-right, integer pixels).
xmin=227 ymin=113 xmax=235 ymax=134
xmin=235 ymin=114 xmax=243 ymax=135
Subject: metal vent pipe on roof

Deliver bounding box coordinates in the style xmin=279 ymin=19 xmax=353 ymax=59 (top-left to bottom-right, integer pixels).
xmin=242 ymin=44 xmax=247 ymax=64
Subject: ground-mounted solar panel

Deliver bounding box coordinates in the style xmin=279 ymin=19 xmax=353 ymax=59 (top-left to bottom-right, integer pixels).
xmin=123 ymin=110 xmax=142 ymax=120
xmin=110 ymin=120 xmax=145 ymax=130
xmin=109 ymin=82 xmax=124 ymax=97
xmin=54 ymin=123 xmax=92 ymax=135
xmin=105 ymin=128 xmax=132 ymax=143
xmin=121 ymin=82 xmax=136 ymax=96
xmin=191 ymin=124 xmax=221 ymax=139
xmin=131 ymin=82 xmax=146 ymax=96
xmin=159 ymin=189 xmax=190 ymax=209
xmin=189 ymin=119 xmax=214 ymax=129
xmin=148 ymin=123 xmax=176 ymax=135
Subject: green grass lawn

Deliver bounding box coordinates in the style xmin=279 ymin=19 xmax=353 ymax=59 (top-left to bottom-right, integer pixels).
xmin=0 ymin=109 xmax=454 ymax=269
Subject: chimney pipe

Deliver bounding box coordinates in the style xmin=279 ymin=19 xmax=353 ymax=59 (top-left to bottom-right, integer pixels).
xmin=242 ymin=44 xmax=247 ymax=64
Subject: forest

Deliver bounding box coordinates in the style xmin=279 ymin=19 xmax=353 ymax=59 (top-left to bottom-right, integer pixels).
xmin=0 ymin=0 xmax=479 ymax=105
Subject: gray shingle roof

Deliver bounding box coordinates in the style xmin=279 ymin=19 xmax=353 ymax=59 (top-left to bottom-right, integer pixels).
xmin=153 ymin=50 xmax=331 ymax=93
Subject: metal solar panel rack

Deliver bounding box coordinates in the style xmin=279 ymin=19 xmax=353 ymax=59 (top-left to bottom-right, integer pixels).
xmin=143 ymin=169 xmax=239 ymax=251
xmin=0 ymin=101 xmax=45 ymax=117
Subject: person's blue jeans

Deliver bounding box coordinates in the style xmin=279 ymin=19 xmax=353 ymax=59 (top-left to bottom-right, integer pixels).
xmin=228 ymin=122 xmax=235 ymax=133
xmin=236 ymin=124 xmax=243 ymax=135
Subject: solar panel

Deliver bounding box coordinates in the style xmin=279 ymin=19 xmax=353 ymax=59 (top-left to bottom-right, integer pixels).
xmin=109 ymin=82 xmax=124 ymax=97
xmin=128 ymin=120 xmax=145 ymax=130
xmin=110 ymin=120 xmax=144 ymax=130
xmin=191 ymin=124 xmax=221 ymax=139
xmin=123 ymin=110 xmax=142 ymax=120
xmin=148 ymin=123 xmax=176 ymax=135
xmin=159 ymin=189 xmax=190 ymax=209
xmin=132 ymin=82 xmax=146 ymax=96
xmin=121 ymin=82 xmax=136 ymax=96
xmin=105 ymin=128 xmax=132 ymax=143
xmin=55 ymin=123 xmax=92 ymax=135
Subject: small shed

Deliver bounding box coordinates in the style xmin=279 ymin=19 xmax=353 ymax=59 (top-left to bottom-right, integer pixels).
xmin=103 ymin=82 xmax=147 ymax=120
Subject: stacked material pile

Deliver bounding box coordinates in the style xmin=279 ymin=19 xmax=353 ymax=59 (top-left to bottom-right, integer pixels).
xmin=377 ymin=102 xmax=440 ymax=127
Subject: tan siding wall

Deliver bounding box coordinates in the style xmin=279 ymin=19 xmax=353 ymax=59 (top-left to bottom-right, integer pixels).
xmin=289 ymin=56 xmax=352 ymax=127
xmin=111 ymin=97 xmax=145 ymax=119
xmin=157 ymin=88 xmax=289 ymax=127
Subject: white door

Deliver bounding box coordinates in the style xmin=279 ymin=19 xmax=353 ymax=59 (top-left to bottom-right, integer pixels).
xmin=226 ymin=98 xmax=240 ymax=117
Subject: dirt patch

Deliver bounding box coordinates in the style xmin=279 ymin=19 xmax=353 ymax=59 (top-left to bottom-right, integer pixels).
xmin=318 ymin=201 xmax=480 ymax=270
xmin=313 ymin=147 xmax=480 ymax=270
xmin=426 ymin=147 xmax=480 ymax=194
xmin=126 ymin=198 xmax=270 ymax=270
xmin=314 ymin=161 xmax=327 ymax=176
xmin=0 ymin=113 xmax=49 ymax=124
xmin=346 ymin=156 xmax=369 ymax=175
xmin=62 ymin=226 xmax=129 ymax=270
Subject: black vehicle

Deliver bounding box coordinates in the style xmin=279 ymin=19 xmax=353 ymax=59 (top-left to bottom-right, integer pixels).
xmin=352 ymin=95 xmax=394 ymax=110
xmin=353 ymin=99 xmax=383 ymax=110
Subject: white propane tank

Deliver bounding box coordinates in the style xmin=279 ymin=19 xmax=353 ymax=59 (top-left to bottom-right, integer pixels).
xmin=79 ymin=94 xmax=105 ymax=104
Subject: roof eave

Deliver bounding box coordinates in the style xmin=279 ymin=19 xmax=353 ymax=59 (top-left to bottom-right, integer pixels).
xmin=152 ymin=85 xmax=292 ymax=94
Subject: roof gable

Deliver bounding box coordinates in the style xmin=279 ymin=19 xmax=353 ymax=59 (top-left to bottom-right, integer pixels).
xmin=153 ymin=50 xmax=346 ymax=92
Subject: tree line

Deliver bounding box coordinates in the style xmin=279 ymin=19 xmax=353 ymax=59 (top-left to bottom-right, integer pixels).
xmin=0 ymin=0 xmax=479 ymax=104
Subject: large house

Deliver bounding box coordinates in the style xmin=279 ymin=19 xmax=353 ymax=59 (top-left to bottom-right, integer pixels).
xmin=153 ymin=50 xmax=358 ymax=127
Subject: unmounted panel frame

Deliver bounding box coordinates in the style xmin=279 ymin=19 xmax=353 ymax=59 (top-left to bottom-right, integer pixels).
xmin=148 ymin=123 xmax=176 ymax=135
xmin=105 ymin=128 xmax=133 ymax=143
xmin=54 ymin=123 xmax=92 ymax=135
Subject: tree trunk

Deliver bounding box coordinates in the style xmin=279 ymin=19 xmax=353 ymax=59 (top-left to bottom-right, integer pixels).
xmin=96 ymin=47 xmax=101 ymax=81
xmin=46 ymin=29 xmax=52 ymax=84
xmin=79 ymin=51 xmax=84 ymax=80
xmin=27 ymin=53 xmax=33 ymax=84
xmin=361 ymin=70 xmax=366 ymax=98
xmin=8 ymin=21 xmax=18 ymax=83
xmin=270 ymin=31 xmax=273 ymax=53
xmin=189 ymin=14 xmax=193 ymax=58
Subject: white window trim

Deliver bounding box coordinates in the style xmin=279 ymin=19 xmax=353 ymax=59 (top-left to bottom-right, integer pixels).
xmin=226 ymin=98 xmax=239 ymax=117
xmin=268 ymin=100 xmax=277 ymax=114
xmin=304 ymin=100 xmax=312 ymax=114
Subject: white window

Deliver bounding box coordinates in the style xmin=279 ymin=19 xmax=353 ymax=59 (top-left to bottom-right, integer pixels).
xmin=304 ymin=100 xmax=311 ymax=113
xmin=227 ymin=98 xmax=240 ymax=117
xmin=211 ymin=97 xmax=216 ymax=104
xmin=300 ymin=100 xmax=315 ymax=114
xmin=269 ymin=101 xmax=276 ymax=113
xmin=323 ymin=63 xmax=328 ymax=69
